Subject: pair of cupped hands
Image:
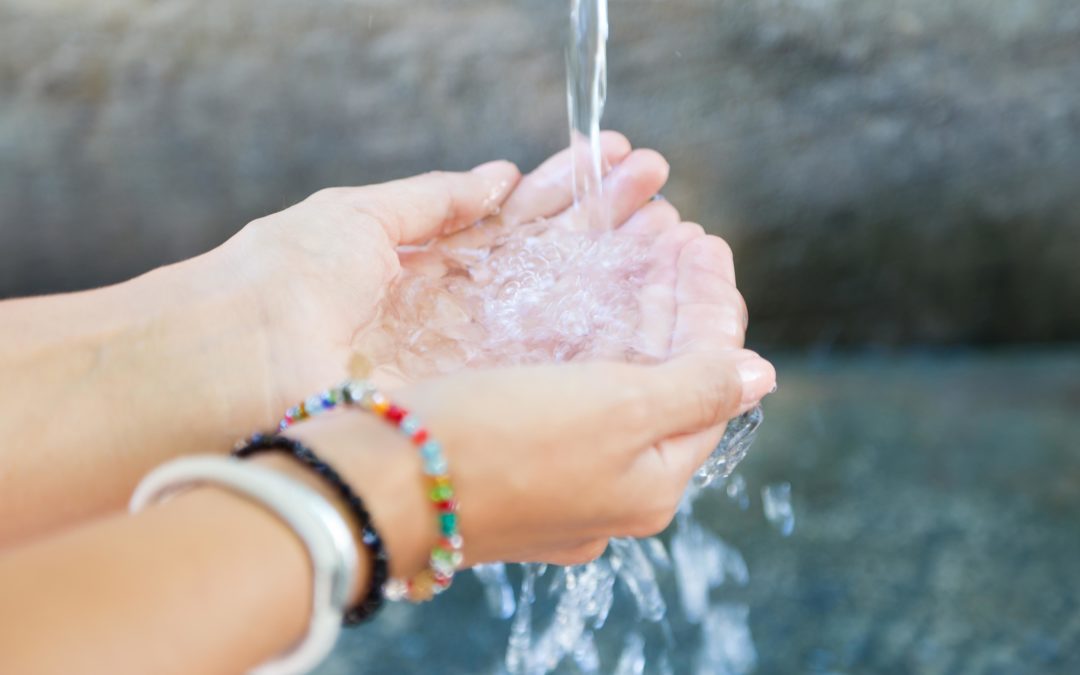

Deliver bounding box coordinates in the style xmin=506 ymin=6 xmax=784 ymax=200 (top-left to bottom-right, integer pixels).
xmin=216 ymin=132 xmax=776 ymax=579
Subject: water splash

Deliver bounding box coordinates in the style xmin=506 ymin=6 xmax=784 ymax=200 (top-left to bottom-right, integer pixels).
xmin=473 ymin=563 xmax=517 ymax=620
xmin=613 ymin=633 xmax=646 ymax=675
xmin=671 ymin=514 xmax=749 ymax=624
xmin=504 ymin=562 xmax=617 ymax=675
xmin=359 ymin=221 xmax=653 ymax=379
xmin=697 ymin=604 xmax=758 ymax=675
xmin=350 ymin=1 xmax=784 ymax=672
xmin=762 ymin=483 xmax=795 ymax=537
xmin=695 ymin=408 xmax=765 ymax=488
xmin=506 ymin=564 xmax=542 ymax=675
xmin=724 ymin=473 xmax=752 ymax=511
xmin=608 ymin=538 xmax=666 ymax=622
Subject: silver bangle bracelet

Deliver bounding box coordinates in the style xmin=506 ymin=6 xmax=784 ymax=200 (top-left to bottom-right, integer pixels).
xmin=129 ymin=456 xmax=359 ymax=675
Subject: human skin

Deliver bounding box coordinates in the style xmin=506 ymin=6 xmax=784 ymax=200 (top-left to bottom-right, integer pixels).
xmin=0 ymin=133 xmax=775 ymax=673
xmin=0 ymin=132 xmax=737 ymax=545
xmin=0 ymin=223 xmax=772 ymax=675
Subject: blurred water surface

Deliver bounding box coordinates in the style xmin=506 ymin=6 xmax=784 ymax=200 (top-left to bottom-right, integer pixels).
xmin=315 ymin=351 xmax=1080 ymax=674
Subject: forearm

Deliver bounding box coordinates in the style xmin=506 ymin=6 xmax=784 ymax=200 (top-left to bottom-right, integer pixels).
xmin=0 ymin=418 xmax=429 ymax=675
xmin=0 ymin=484 xmax=322 ymax=675
xmin=0 ymin=251 xmax=276 ymax=544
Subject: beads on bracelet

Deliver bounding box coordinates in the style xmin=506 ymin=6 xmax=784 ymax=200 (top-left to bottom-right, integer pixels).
xmin=278 ymin=380 xmax=464 ymax=602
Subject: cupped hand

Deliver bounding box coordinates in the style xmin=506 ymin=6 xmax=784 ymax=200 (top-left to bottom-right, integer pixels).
xmin=213 ymin=132 xmax=652 ymax=417
xmin=286 ymin=248 xmax=775 ymax=577
xmin=218 ymin=130 xmax=776 ymax=573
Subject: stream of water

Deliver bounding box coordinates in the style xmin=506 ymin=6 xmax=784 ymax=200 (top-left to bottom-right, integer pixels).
xmin=354 ymin=1 xmax=789 ymax=671
xmin=480 ymin=2 xmax=782 ymax=674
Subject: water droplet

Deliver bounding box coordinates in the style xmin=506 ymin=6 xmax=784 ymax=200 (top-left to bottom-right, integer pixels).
xmin=723 ymin=473 xmax=751 ymax=510
xmin=762 ymin=482 xmax=795 ymax=537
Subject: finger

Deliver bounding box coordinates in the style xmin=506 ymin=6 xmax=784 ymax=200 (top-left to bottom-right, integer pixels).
xmin=313 ymin=161 xmax=521 ymax=245
xmin=619 ymin=198 xmax=681 ymax=237
xmin=629 ymin=348 xmax=774 ymax=444
xmin=501 ymin=131 xmax=632 ymax=224
xmin=631 ymin=220 xmax=703 ymax=359
xmin=671 ymin=235 xmax=746 ymax=353
xmin=580 ymin=148 xmax=670 ymax=228
xmin=640 ymin=353 xmax=742 ymax=440
xmin=656 ymin=423 xmax=729 ymax=485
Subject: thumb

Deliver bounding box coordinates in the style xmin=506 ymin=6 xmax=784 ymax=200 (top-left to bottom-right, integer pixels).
xmin=635 ymin=349 xmax=775 ymax=444
xmin=317 ymin=161 xmax=521 ymax=245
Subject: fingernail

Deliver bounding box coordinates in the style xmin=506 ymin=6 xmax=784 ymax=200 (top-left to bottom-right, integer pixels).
xmin=735 ymin=353 xmax=776 ymax=407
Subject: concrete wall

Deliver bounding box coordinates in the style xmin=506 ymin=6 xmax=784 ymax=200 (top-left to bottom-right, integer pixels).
xmin=3 ymin=0 xmax=1079 ymax=346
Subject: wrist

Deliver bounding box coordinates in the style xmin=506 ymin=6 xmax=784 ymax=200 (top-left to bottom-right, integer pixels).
xmin=247 ymin=453 xmax=374 ymax=608
xmin=128 ymin=249 xmax=279 ymax=433
xmin=282 ymin=412 xmax=435 ymax=581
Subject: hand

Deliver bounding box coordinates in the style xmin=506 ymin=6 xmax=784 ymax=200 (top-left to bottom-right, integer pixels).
xmin=214 ymin=132 xmax=664 ymax=415
xmin=285 ymin=235 xmax=776 ymax=575
xmin=358 ymin=136 xmax=753 ymax=389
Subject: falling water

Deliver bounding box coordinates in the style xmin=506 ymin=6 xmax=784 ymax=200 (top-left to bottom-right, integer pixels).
xmin=566 ymin=0 xmax=609 ymax=230
xmin=482 ymin=2 xmax=775 ymax=673
xmin=353 ymin=0 xmax=786 ymax=671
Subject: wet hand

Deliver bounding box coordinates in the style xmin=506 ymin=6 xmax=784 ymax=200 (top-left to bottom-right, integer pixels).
xmin=286 ymin=239 xmax=775 ymax=574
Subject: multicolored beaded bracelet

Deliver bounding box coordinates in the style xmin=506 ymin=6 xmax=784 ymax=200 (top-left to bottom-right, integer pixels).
xmin=278 ymin=380 xmax=464 ymax=603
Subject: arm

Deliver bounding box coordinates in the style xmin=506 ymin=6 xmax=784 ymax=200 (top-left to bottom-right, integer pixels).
xmin=0 ymin=411 xmax=427 ymax=675
xmin=0 ymin=252 xmax=273 ymax=545
xmin=0 ymin=134 xmax=652 ymax=545
xmin=0 ymin=226 xmax=774 ymax=674
xmin=0 ymin=163 xmax=525 ymax=546
xmin=0 ymin=482 xmax=315 ymax=675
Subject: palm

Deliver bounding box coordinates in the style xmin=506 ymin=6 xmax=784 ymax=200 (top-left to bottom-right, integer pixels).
xmin=359 ymin=134 xmax=747 ymax=393
xmin=238 ymin=133 xmax=748 ymax=439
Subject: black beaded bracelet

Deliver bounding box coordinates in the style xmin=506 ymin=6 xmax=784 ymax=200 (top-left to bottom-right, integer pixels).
xmin=233 ymin=434 xmax=389 ymax=625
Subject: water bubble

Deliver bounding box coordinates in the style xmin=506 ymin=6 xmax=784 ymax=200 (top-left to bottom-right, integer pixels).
xmin=762 ymin=482 xmax=795 ymax=537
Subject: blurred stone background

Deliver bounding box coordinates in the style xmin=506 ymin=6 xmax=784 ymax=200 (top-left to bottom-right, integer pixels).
xmin=4 ymin=4 xmax=1080 ymax=674
xmin=3 ymin=0 xmax=1079 ymax=348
